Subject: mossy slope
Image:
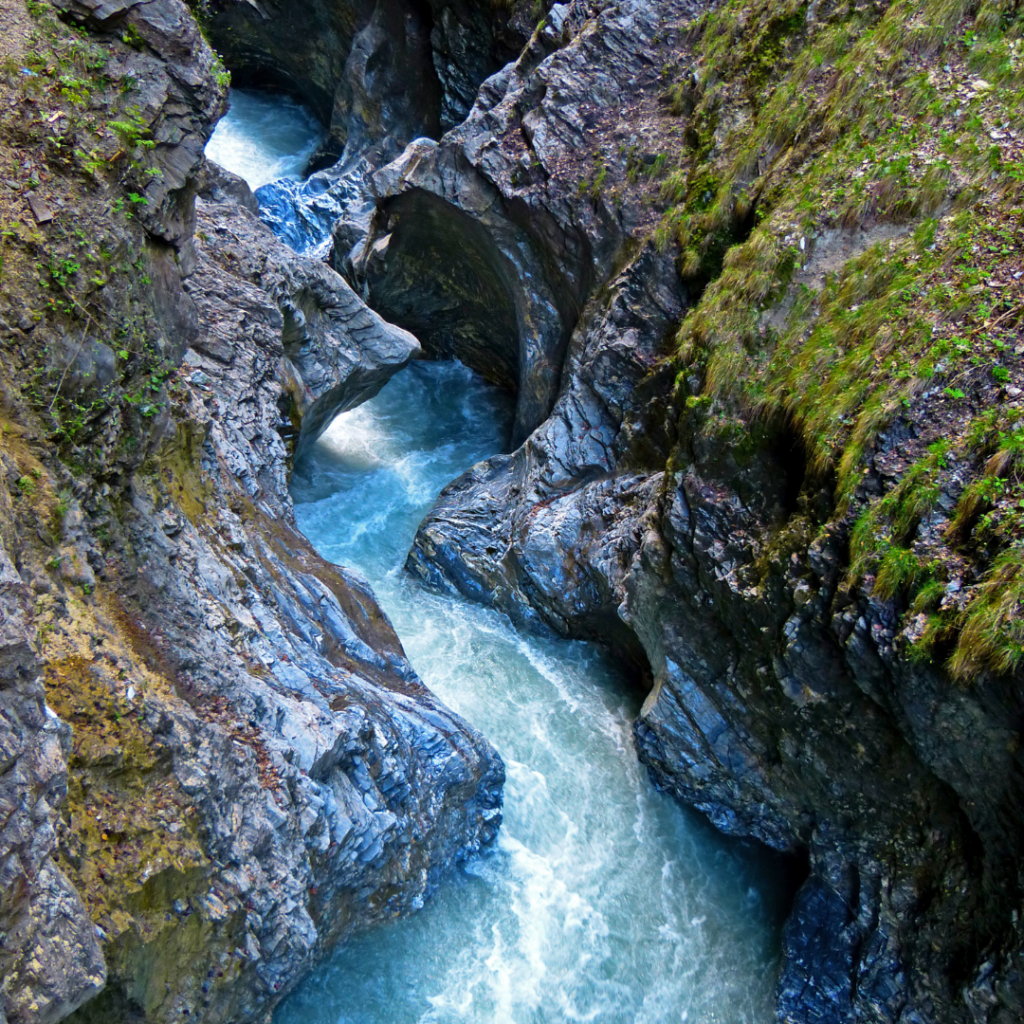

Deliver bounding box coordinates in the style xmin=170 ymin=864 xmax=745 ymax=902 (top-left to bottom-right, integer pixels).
xmin=659 ymin=0 xmax=1024 ymax=683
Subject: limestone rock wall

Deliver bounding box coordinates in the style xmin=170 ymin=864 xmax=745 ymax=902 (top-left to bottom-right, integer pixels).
xmin=0 ymin=506 xmax=105 ymax=1024
xmin=368 ymin=1 xmax=1024 ymax=1020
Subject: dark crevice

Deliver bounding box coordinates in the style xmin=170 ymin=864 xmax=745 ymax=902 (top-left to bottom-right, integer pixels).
xmin=774 ymin=416 xmax=810 ymax=519
xmin=682 ymin=196 xmax=760 ymax=307
xmin=362 ymin=189 xmax=522 ymax=438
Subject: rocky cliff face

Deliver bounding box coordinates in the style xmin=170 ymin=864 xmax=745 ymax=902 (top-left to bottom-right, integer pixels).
xmin=350 ymin=0 xmax=1024 ymax=1020
xmin=2 ymin=0 xmax=1022 ymax=1021
xmin=190 ymin=0 xmax=533 ymax=165
xmin=0 ymin=1 xmax=502 ymax=1022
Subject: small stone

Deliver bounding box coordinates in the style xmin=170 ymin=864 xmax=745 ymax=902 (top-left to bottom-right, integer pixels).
xmin=26 ymin=194 xmax=53 ymax=224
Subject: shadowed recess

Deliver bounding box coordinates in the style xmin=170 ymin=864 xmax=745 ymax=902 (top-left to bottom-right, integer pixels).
xmin=366 ymin=188 xmax=522 ymax=400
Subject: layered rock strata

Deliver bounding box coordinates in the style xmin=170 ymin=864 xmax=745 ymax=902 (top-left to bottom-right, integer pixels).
xmin=355 ymin=0 xmax=1024 ymax=1020
xmin=0 ymin=1 xmax=503 ymax=1022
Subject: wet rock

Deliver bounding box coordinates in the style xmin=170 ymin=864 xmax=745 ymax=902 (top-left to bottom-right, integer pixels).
xmin=357 ymin=0 xmax=685 ymax=444
xmin=396 ymin=1 xmax=1024 ymax=1020
xmin=341 ymin=0 xmax=441 ymax=161
xmin=0 ymin=6 xmax=499 ymax=1023
xmin=255 ymin=155 xmax=376 ymax=256
xmin=198 ymin=0 xmax=527 ymax=162
xmin=195 ymin=161 xmax=420 ymax=457
xmin=195 ymin=0 xmax=367 ymax=158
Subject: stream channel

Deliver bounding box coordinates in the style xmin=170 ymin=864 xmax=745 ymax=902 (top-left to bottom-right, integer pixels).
xmin=208 ymin=90 xmax=789 ymax=1024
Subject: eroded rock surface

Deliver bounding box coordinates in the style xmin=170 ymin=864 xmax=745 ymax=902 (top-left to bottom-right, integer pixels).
xmin=195 ymin=161 xmax=420 ymax=457
xmin=387 ymin=1 xmax=1024 ymax=1021
xmin=0 ymin=2 xmax=501 ymax=1022
xmin=0 ymin=518 xmax=105 ymax=1024
xmin=195 ymin=0 xmax=530 ymax=163
xmin=355 ymin=0 xmax=696 ymax=444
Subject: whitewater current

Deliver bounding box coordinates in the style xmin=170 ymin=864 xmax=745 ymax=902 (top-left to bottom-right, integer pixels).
xmin=206 ymin=88 xmax=324 ymax=190
xmin=208 ymin=90 xmax=789 ymax=1024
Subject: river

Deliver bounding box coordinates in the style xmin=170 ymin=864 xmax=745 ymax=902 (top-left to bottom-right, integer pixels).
xmin=208 ymin=90 xmax=788 ymax=1024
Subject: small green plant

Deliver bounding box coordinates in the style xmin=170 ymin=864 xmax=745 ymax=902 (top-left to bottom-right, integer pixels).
xmin=950 ymin=547 xmax=1024 ymax=680
xmin=50 ymin=257 xmax=81 ymax=288
xmin=53 ymin=488 xmax=72 ymax=520
xmin=873 ymin=546 xmax=923 ymax=600
xmin=75 ymin=147 xmax=106 ymax=176
xmin=121 ymin=25 xmax=146 ymax=50
xmin=107 ymin=108 xmax=155 ymax=156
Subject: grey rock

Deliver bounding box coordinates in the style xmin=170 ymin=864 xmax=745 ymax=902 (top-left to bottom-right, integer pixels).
xmin=194 ymin=160 xmax=421 ymax=459
xmin=53 ymin=0 xmax=227 ymax=248
xmin=197 ymin=0 xmax=528 ymax=163
xmin=356 ymin=0 xmax=690 ymax=444
xmin=0 ymin=4 xmax=500 ymax=1023
xmin=390 ymin=2 xmax=1024 ymax=1020
xmin=0 ymin=539 xmax=106 ymax=1024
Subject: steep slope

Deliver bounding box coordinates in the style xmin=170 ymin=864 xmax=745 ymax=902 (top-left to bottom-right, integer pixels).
xmin=0 ymin=2 xmax=502 ymax=1023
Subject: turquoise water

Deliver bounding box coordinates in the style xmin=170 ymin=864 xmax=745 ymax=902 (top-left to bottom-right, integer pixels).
xmin=206 ymin=88 xmax=324 ymax=190
xmin=283 ymin=361 xmax=787 ymax=1024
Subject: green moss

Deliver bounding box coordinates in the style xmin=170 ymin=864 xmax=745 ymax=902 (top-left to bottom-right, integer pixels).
xmin=144 ymin=417 xmax=213 ymax=523
xmin=950 ymin=547 xmax=1024 ymax=679
xmin=655 ymin=0 xmax=1024 ymax=679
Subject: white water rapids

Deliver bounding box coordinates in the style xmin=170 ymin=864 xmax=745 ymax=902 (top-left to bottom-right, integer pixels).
xmin=207 ymin=91 xmax=789 ymax=1024
xmin=206 ymin=88 xmax=324 ymax=190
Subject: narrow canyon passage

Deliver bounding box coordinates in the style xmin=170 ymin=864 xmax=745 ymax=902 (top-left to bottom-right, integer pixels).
xmin=286 ymin=363 xmax=785 ymax=1024
xmin=212 ymin=94 xmax=789 ymax=1024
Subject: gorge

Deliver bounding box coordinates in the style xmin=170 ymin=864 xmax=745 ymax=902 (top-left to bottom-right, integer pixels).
xmin=0 ymin=0 xmax=1022 ymax=1023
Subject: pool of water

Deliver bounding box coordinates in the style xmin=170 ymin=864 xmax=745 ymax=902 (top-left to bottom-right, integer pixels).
xmin=205 ymin=88 xmax=324 ymax=190
xmin=283 ymin=361 xmax=788 ymax=1024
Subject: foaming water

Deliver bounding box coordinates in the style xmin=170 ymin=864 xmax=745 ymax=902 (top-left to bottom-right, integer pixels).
xmin=205 ymin=88 xmax=324 ymax=190
xmin=284 ymin=361 xmax=787 ymax=1024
